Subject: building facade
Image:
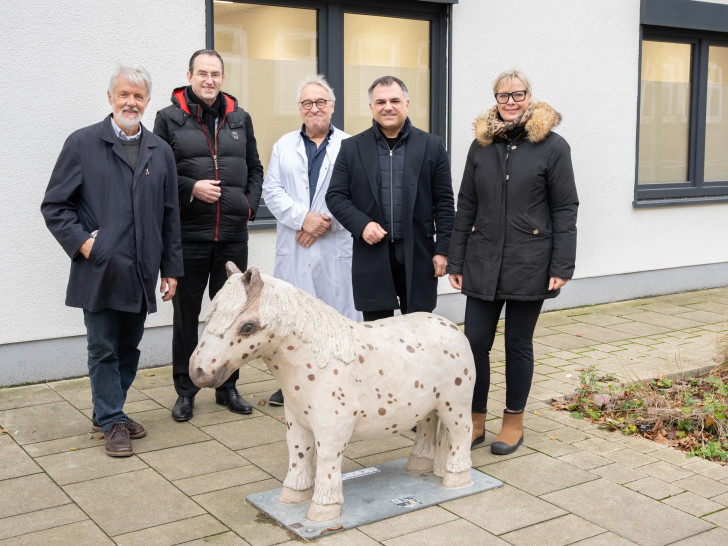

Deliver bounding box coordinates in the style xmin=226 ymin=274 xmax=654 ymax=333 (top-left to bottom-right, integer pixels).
xmin=2 ymin=0 xmax=727 ymax=384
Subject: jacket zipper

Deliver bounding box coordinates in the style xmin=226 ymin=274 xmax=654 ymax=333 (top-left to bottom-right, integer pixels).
xmin=196 ymin=108 xmax=227 ymax=242
xmin=389 ymin=148 xmax=394 ymax=242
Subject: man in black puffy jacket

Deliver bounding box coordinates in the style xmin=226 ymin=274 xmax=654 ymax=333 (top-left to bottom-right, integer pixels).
xmin=154 ymin=49 xmax=264 ymax=421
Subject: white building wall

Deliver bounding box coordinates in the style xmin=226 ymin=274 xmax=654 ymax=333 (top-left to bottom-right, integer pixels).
xmin=2 ymin=0 xmax=727 ymax=384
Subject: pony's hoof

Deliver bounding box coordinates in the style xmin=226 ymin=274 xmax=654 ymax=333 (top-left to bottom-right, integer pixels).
xmin=306 ymin=502 xmax=341 ymax=522
xmin=442 ymin=470 xmax=471 ymax=488
xmin=405 ymin=454 xmax=434 ymax=474
xmin=279 ymin=486 xmax=313 ymax=504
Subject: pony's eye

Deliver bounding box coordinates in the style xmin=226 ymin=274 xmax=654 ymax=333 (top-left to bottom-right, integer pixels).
xmin=239 ymin=322 xmax=256 ymax=335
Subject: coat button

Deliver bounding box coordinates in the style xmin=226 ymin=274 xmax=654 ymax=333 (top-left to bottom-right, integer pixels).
xmin=471 ymin=226 xmax=475 ymax=232
xmin=506 ymin=174 xmax=510 ymax=180
xmin=533 ymin=229 xmax=539 ymax=235
xmin=511 ymin=145 xmax=517 ymax=150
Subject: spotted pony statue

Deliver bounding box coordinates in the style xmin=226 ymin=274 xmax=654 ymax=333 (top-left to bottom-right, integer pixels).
xmin=190 ymin=264 xmax=474 ymax=522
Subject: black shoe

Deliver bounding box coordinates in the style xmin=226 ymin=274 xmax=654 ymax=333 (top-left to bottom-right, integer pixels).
xmin=268 ymin=389 xmax=284 ymax=406
xmin=172 ymin=396 xmax=194 ymax=421
xmin=216 ymin=387 xmax=252 ymax=414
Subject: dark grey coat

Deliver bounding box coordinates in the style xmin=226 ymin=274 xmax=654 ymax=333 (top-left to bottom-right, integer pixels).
xmin=326 ymin=121 xmax=455 ymax=313
xmin=41 ymin=115 xmax=184 ymax=313
xmin=447 ymin=102 xmax=578 ymax=301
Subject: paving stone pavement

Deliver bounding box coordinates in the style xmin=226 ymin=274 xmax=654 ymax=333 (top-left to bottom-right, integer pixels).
xmin=1 ymin=287 xmax=727 ymax=544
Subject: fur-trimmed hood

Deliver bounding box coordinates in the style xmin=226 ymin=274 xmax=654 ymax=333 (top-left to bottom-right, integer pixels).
xmin=474 ymin=101 xmax=561 ymax=147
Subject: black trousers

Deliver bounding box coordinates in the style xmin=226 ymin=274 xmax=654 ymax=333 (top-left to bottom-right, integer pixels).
xmin=172 ymin=241 xmax=248 ymax=396
xmin=465 ymin=297 xmax=544 ymax=413
xmin=363 ymin=240 xmax=407 ymax=322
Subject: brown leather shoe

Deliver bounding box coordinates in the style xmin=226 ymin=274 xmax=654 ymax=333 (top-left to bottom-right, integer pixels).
xmin=93 ymin=418 xmax=146 ymax=439
xmin=104 ymin=422 xmax=133 ymax=457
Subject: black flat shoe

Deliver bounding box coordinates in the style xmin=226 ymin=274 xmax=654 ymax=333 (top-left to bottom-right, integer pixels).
xmin=172 ymin=395 xmax=194 ymax=421
xmin=216 ymin=387 xmax=252 ymax=414
xmin=471 ymin=432 xmax=486 ymax=449
xmin=268 ymin=389 xmax=284 ymax=406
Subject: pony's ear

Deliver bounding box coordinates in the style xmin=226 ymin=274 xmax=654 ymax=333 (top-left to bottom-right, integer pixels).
xmin=242 ymin=267 xmax=264 ymax=300
xmin=226 ymin=261 xmax=243 ymax=278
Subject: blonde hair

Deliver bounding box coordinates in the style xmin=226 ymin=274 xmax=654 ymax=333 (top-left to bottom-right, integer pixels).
xmin=492 ymin=69 xmax=532 ymax=95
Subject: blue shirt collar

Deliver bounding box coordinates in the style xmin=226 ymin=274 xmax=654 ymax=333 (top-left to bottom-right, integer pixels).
xmin=110 ymin=116 xmax=142 ymax=141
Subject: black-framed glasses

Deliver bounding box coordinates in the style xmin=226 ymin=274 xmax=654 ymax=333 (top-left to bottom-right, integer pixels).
xmin=494 ymin=90 xmax=528 ymax=104
xmin=300 ymin=99 xmax=331 ymax=110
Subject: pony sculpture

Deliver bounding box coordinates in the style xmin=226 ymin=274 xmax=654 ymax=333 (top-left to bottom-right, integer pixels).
xmin=190 ymin=263 xmax=474 ymax=522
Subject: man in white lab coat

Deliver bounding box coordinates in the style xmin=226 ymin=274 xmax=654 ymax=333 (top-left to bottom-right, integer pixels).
xmin=263 ymin=74 xmax=361 ymax=406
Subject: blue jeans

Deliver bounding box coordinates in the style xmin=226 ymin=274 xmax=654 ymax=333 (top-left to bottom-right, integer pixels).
xmin=83 ymin=304 xmax=147 ymax=431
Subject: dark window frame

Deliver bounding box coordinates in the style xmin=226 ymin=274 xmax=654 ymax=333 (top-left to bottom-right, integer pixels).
xmin=205 ymin=0 xmax=452 ymax=227
xmin=635 ymin=0 xmax=728 ymax=207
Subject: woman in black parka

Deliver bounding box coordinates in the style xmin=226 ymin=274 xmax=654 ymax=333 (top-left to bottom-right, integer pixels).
xmin=447 ymin=70 xmax=578 ymax=455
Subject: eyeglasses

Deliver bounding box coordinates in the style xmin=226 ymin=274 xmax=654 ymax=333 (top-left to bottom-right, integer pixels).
xmin=300 ymin=99 xmax=331 ymax=110
xmin=494 ymin=90 xmax=528 ymax=104
xmin=195 ymin=71 xmax=223 ymax=81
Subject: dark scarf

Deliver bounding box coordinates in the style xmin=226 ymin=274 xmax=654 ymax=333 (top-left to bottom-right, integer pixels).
xmin=187 ymin=87 xmax=224 ymax=137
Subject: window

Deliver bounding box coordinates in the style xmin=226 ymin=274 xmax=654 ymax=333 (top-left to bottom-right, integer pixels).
xmin=208 ymin=0 xmax=451 ymax=226
xmin=635 ymin=0 xmax=728 ymax=206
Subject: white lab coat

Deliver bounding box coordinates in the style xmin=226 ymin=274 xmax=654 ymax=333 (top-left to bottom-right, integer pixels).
xmin=263 ymin=127 xmax=362 ymax=321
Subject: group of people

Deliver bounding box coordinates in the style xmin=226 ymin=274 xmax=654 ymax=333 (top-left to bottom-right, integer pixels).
xmin=41 ymin=48 xmax=578 ymax=459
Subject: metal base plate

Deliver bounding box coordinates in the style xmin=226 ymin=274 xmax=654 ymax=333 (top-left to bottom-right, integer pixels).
xmin=246 ymin=458 xmax=503 ymax=540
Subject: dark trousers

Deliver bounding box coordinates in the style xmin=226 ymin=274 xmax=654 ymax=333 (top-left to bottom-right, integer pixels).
xmin=83 ymin=302 xmax=147 ymax=431
xmin=363 ymin=240 xmax=407 ymax=321
xmin=465 ymin=297 xmax=544 ymax=413
xmin=172 ymin=241 xmax=248 ymax=396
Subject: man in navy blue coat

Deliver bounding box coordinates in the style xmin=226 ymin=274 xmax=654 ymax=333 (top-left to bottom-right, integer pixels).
xmin=41 ymin=66 xmax=183 ymax=457
xmin=326 ymin=76 xmax=455 ymax=320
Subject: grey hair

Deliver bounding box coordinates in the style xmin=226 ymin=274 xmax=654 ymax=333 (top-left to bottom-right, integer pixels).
xmin=492 ymin=69 xmax=532 ymax=95
xmin=108 ymin=65 xmax=152 ymax=96
xmin=296 ymin=74 xmax=336 ymax=105
xmin=368 ymin=75 xmax=408 ymax=102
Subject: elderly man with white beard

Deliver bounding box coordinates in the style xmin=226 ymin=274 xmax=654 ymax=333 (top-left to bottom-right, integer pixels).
xmin=41 ymin=66 xmax=183 ymax=457
xmin=262 ymin=74 xmax=361 ymax=406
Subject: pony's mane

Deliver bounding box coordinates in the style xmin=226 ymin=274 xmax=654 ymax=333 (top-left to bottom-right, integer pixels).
xmin=205 ymin=273 xmax=358 ymax=366
xmin=258 ymin=275 xmax=358 ymax=366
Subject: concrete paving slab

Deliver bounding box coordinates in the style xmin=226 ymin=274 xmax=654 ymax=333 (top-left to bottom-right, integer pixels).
xmin=182 ymin=532 xmax=250 ymax=545
xmin=668 ymin=527 xmax=728 ymax=545
xmin=499 ymin=514 xmax=606 ymax=546
xmin=552 ymin=323 xmax=633 ymax=343
xmin=673 ymin=473 xmax=728 ymax=498
xmin=482 ymin=452 xmax=596 ymax=496
xmin=542 ymin=478 xmax=713 ymax=546
xmin=192 ymin=478 xmax=296 ymax=546
xmin=0 ymin=435 xmax=41 ymax=480
xmin=639 ymin=460 xmax=694 ymax=482
xmin=357 ymin=505 xmax=458 ymax=542
xmin=112 ymin=513 xmax=228 ymax=546
xmin=443 ymin=485 xmax=567 ymax=535
xmin=606 ymin=448 xmax=659 ymax=468
xmin=559 ymin=451 xmax=612 ymax=470
xmin=201 ymin=415 xmax=287 ymax=451
xmin=652 ymin=446 xmax=694 ymax=466
xmin=0 ymin=473 xmax=71 ymax=519
xmin=526 ymin=438 xmax=581 ymax=457
xmin=572 ymin=437 xmax=626 ymax=456
xmin=136 ymin=439 xmax=249 ymax=481
xmin=536 ymin=333 xmax=598 ymax=350
xmin=0 ymin=384 xmax=63 ymax=411
xmin=590 ymin=463 xmax=648 ymax=485
xmin=570 ymin=531 xmax=638 ymax=545
xmin=35 ymin=445 xmax=148 ymax=485
xmin=63 ymin=468 xmax=205 ymax=536
xmin=127 ymin=413 xmax=213 ymax=454
xmin=344 ymin=435 xmax=414 ymax=460
xmin=383 ymin=518 xmax=506 ymax=545
xmin=703 ymin=507 xmax=728 ymax=531
xmin=0 ymin=504 xmax=87 ymax=541
xmin=662 ymin=491 xmax=725 ymax=517
xmin=172 ymin=465 xmax=270 ymax=498
xmin=0 ymin=401 xmax=89 ymax=444
xmin=21 ymin=432 xmax=103 ymax=457
xmin=624 ymin=476 xmax=684 ymax=499
xmin=1 ymin=520 xmax=113 ymax=545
